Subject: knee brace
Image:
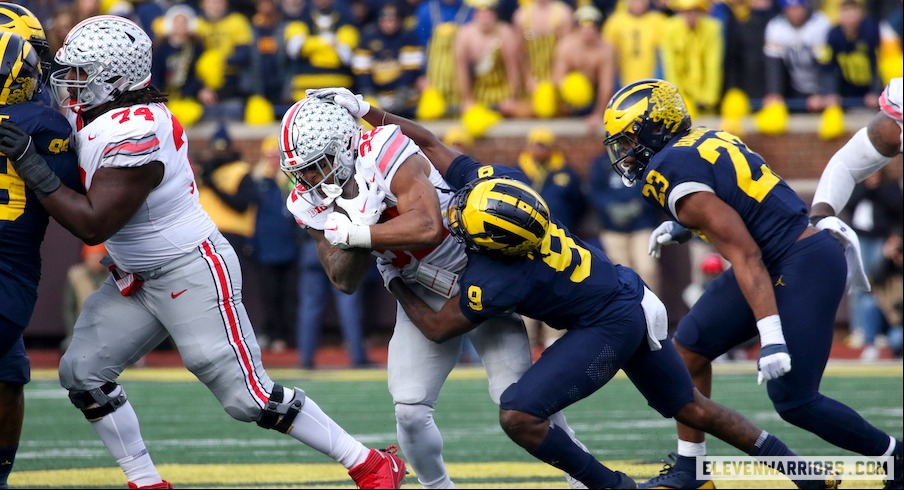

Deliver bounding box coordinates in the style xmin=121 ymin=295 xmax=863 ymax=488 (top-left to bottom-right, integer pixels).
xmin=68 ymin=382 xmax=127 ymax=422
xmin=256 ymin=383 xmax=305 ymax=433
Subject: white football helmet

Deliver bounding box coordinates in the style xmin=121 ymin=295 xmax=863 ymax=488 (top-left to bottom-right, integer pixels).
xmin=50 ymin=15 xmax=152 ymax=110
xmin=278 ymin=96 xmax=360 ymax=205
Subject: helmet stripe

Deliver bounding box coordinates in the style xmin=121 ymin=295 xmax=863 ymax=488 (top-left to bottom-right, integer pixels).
xmin=280 ymin=100 xmax=305 ymax=159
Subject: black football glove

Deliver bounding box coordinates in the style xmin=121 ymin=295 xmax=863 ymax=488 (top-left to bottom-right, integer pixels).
xmin=0 ymin=119 xmax=61 ymax=198
xmin=0 ymin=119 xmax=35 ymax=160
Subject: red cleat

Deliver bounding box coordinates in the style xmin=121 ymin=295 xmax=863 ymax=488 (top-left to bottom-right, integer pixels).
xmin=127 ymin=481 xmax=173 ymax=489
xmin=349 ymin=445 xmax=407 ymax=489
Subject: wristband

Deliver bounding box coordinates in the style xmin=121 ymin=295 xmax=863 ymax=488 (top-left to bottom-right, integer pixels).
xmin=757 ymin=315 xmax=785 ymax=346
xmin=16 ymin=151 xmax=62 ymax=199
xmin=346 ymin=223 xmax=372 ymax=249
xmin=808 ymin=215 xmax=830 ymax=226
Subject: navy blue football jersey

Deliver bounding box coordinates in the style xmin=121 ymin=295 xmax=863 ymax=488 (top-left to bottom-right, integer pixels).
xmin=0 ymin=101 xmax=81 ymax=326
xmin=639 ymin=128 xmax=808 ymax=267
xmin=445 ymin=154 xmax=645 ymax=329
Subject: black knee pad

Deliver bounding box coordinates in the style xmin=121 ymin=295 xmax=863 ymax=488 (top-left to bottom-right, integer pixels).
xmin=257 ymin=383 xmax=305 ymax=434
xmin=68 ymin=382 xmax=127 ymax=421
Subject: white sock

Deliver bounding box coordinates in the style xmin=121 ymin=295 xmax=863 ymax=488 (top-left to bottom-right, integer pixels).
xmin=882 ymin=436 xmax=897 ymax=457
xmin=677 ymin=439 xmax=707 ymax=457
xmin=89 ymin=398 xmax=162 ymax=486
xmin=285 ymin=394 xmax=369 ymax=469
xmin=395 ymin=403 xmax=453 ymax=488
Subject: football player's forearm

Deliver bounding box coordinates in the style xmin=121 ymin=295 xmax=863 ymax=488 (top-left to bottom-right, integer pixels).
xmin=388 ymin=278 xmax=448 ymax=343
xmin=324 ymin=247 xmax=370 ymax=294
xmin=363 ymin=106 xmax=440 ymax=153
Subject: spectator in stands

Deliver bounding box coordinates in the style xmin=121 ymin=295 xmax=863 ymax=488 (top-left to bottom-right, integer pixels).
xmin=151 ymin=4 xmax=206 ymax=126
xmin=517 ymin=127 xmax=585 ymax=232
xmin=660 ymin=0 xmax=724 ymax=114
xmin=454 ymin=0 xmax=522 ymax=115
xmin=552 ymin=5 xmax=615 ymax=128
xmin=196 ymin=0 xmax=254 ymax=119
xmin=602 ymin=0 xmax=667 ymax=87
xmin=46 ymin=6 xmax=77 ymax=76
xmin=195 ymin=125 xmax=263 ymax=325
xmin=511 ymin=0 xmax=573 ymax=98
xmin=73 ymin=0 xmax=101 ymax=24
xmin=283 ymin=0 xmax=359 ymax=102
xmin=281 ymin=0 xmax=306 ymax=22
xmin=249 ymin=0 xmax=286 ymax=108
xmin=872 ymin=233 xmax=903 ymax=358
xmin=821 ymin=0 xmax=882 ymax=109
xmin=250 ymin=136 xmax=299 ymax=353
xmin=61 ymin=244 xmax=108 ymax=352
xmin=844 ymin=168 xmax=903 ymax=360
xmin=125 ymin=0 xmax=164 ymax=38
xmin=353 ymin=2 xmax=424 ymax=118
xmin=414 ymin=0 xmax=473 ymax=117
xmin=762 ymin=0 xmax=832 ymax=112
xmin=587 ymin=148 xmax=663 ymax=294
xmin=722 ymin=0 xmax=775 ymax=101
xmin=295 ymin=238 xmax=373 ymax=369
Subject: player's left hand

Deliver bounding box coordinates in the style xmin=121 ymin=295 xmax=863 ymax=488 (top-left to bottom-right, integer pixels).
xmin=376 ymin=258 xmax=401 ymax=290
xmin=335 ymin=173 xmax=386 ymax=226
xmin=306 ymin=87 xmax=370 ymax=118
xmin=0 ymin=119 xmax=61 ymax=199
xmin=324 ymin=211 xmax=372 ymax=249
xmin=648 ymin=221 xmax=693 ymax=258
xmin=757 ymin=344 xmax=792 ymax=384
xmin=0 ymin=119 xmax=35 ymax=161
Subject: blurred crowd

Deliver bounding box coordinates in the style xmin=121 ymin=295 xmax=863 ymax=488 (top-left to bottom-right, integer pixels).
xmin=21 ymin=0 xmax=904 ymax=135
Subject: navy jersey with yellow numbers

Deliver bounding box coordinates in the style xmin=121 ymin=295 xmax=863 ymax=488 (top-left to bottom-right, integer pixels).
xmin=0 ymin=101 xmax=80 ymax=327
xmin=445 ymin=154 xmax=645 ymax=329
xmin=639 ymin=128 xmax=808 ymax=267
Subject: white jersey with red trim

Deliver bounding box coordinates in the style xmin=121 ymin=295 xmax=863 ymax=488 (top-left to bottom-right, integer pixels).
xmin=878 ymin=77 xmax=902 ymax=152
xmin=286 ymin=124 xmax=468 ymax=276
xmin=68 ymin=103 xmax=216 ymax=272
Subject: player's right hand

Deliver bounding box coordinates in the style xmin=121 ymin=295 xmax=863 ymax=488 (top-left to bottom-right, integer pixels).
xmin=647 ymin=221 xmax=694 ymax=258
xmin=335 ymin=173 xmax=386 ymax=226
xmin=0 ymin=119 xmax=35 ymax=161
xmin=306 ymin=87 xmax=370 ymax=118
xmin=757 ymin=344 xmax=792 ymax=385
xmin=376 ymin=258 xmax=401 ymax=290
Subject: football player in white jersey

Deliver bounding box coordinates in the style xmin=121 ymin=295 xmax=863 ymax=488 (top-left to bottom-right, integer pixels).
xmin=0 ymin=16 xmax=406 ymax=490
xmin=810 ymin=77 xmax=903 ymax=221
xmin=279 ymin=95 xmax=591 ymax=489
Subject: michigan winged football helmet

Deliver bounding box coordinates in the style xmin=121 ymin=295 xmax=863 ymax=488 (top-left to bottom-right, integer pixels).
xmin=278 ymin=96 xmax=359 ymax=204
xmin=448 ymin=177 xmax=551 ymax=257
xmin=0 ymin=2 xmax=50 ymax=89
xmin=50 ymin=15 xmax=152 ymax=110
xmin=603 ymin=79 xmax=691 ymax=186
xmin=0 ymin=31 xmax=42 ymax=105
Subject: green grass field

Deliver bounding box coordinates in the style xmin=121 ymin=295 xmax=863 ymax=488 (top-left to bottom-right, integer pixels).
xmin=12 ymin=361 xmax=902 ymax=489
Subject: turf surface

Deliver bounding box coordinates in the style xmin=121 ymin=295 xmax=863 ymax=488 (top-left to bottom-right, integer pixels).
xmin=13 ymin=362 xmax=902 ymax=488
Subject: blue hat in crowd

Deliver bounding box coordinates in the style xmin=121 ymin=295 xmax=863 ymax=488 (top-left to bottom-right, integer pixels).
xmin=779 ymin=0 xmax=808 ymax=9
xmin=210 ymin=124 xmax=232 ymax=151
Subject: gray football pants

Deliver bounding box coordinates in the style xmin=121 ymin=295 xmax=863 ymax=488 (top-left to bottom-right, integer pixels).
xmin=59 ymin=231 xmax=275 ymax=422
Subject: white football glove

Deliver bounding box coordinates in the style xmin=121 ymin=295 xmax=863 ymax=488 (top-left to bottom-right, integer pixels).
xmin=324 ymin=211 xmax=371 ymax=249
xmin=757 ymin=344 xmax=792 ymax=385
xmin=305 ymin=87 xmax=370 ymax=118
xmin=648 ymin=221 xmax=694 ymax=258
xmin=335 ymin=173 xmax=386 ymax=226
xmin=814 ymin=216 xmax=871 ymax=293
xmin=376 ymin=258 xmax=402 ymax=290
